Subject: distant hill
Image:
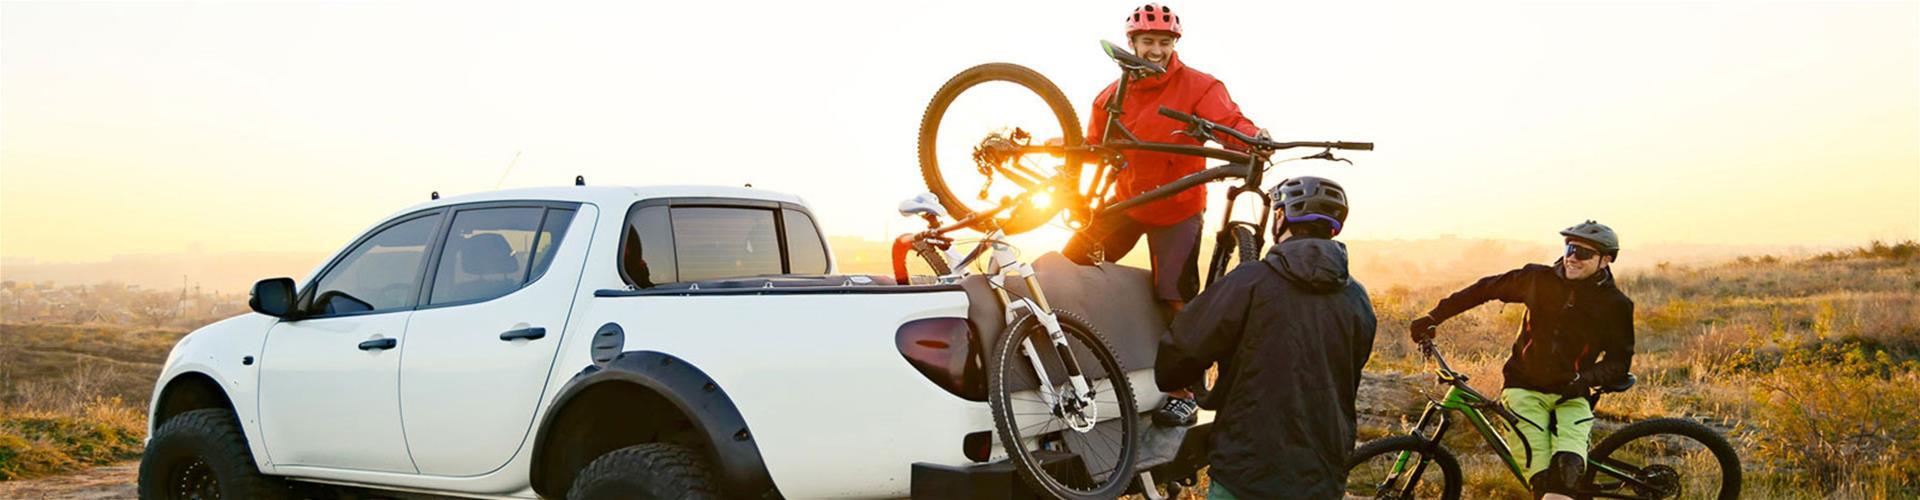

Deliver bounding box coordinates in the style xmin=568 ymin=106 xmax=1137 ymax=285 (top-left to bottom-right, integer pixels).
xmin=1 ymin=252 xmax=326 ymax=294
xmin=829 ymin=234 xmax=1841 ymax=290
xmin=0 ymin=236 xmax=1840 ymax=293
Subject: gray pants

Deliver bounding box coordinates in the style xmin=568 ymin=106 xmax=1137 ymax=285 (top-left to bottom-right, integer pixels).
xmin=1062 ymin=214 xmax=1202 ymax=302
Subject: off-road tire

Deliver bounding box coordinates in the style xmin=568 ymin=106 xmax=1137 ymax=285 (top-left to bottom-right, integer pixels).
xmin=566 ymin=443 xmax=719 ymax=500
xmin=137 ymin=408 xmax=291 ymax=500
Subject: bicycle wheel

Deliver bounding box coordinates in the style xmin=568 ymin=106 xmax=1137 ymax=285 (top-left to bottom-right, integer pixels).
xmin=918 ymin=63 xmax=1085 ymax=234
xmin=988 ymin=309 xmax=1139 ymax=500
xmin=1204 ymin=224 xmax=1262 ymax=287
xmin=1345 ymin=435 xmax=1462 ymax=500
xmin=1583 ymin=418 xmax=1741 ymax=500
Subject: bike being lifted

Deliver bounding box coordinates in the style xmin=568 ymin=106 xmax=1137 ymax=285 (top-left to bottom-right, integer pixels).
xmin=905 ymin=41 xmax=1373 ymax=500
xmin=917 ymin=40 xmax=1374 ymax=288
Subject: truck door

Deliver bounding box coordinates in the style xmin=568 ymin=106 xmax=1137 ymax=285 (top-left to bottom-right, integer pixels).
xmin=258 ymin=211 xmax=443 ymax=473
xmin=399 ymin=203 xmax=593 ymax=476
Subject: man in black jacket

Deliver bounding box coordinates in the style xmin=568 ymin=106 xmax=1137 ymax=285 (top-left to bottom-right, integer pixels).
xmin=1156 ymin=176 xmax=1377 ymax=499
xmin=1409 ymin=220 xmax=1634 ymax=499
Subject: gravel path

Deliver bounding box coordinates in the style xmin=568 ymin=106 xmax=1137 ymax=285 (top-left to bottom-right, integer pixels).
xmin=0 ymin=461 xmax=139 ymax=499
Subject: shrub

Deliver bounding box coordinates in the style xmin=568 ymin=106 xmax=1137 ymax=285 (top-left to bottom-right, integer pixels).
xmin=1744 ymin=345 xmax=1920 ymax=493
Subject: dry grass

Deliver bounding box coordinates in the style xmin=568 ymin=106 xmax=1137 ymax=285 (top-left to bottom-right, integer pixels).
xmin=0 ymin=323 xmax=186 ymax=481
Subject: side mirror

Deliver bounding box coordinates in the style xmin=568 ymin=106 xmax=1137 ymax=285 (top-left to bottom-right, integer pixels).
xmin=250 ymin=278 xmax=298 ymax=318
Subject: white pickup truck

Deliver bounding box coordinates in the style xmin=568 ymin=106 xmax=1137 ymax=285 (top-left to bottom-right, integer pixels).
xmin=140 ymin=184 xmax=1207 ymax=499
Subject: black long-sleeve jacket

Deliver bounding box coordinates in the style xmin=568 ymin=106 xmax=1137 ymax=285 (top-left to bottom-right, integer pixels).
xmin=1156 ymin=238 xmax=1377 ymax=499
xmin=1426 ymin=261 xmax=1635 ymax=396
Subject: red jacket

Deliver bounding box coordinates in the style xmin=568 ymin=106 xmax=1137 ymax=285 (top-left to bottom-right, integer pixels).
xmin=1088 ymin=52 xmax=1260 ymax=226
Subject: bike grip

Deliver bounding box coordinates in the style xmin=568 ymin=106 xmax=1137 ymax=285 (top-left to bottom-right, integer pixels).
xmin=1334 ymin=141 xmax=1374 ymax=151
xmin=1157 ymin=106 xmax=1199 ymax=124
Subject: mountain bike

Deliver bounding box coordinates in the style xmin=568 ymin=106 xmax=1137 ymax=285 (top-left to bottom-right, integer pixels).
xmin=892 ymin=192 xmax=1141 ymax=500
xmin=1347 ymin=340 xmax=1742 ymax=499
xmin=915 ymin=40 xmax=1374 ymax=288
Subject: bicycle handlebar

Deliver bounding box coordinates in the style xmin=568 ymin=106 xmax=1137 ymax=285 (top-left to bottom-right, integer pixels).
xmin=1156 ymin=107 xmax=1202 ymax=127
xmin=1156 ymin=106 xmax=1374 ymax=152
xmin=1419 ymin=341 xmax=1462 ymax=380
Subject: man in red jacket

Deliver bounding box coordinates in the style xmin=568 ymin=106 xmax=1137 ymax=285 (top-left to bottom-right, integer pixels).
xmin=1063 ymin=3 xmax=1266 ymax=427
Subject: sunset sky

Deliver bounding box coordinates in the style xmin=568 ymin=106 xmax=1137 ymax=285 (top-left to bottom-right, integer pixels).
xmin=3 ymin=1 xmax=1916 ymax=265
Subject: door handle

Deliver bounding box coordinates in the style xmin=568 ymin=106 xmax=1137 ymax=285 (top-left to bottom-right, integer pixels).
xmin=499 ymin=327 xmax=547 ymax=341
xmin=358 ymin=338 xmax=398 ymax=351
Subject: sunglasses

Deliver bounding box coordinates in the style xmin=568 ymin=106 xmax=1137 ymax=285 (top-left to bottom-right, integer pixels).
xmin=1565 ymin=244 xmax=1601 ymax=261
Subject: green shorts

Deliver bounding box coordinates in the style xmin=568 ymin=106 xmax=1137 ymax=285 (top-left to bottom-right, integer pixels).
xmin=1501 ymin=387 xmax=1595 ymax=477
xmin=1207 ymin=481 xmax=1238 ymax=500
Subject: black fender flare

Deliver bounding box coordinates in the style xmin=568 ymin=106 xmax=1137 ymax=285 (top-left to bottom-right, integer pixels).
xmin=529 ymin=351 xmax=774 ymax=498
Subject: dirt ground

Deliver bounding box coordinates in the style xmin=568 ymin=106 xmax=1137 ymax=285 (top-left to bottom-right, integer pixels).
xmin=0 ymin=461 xmax=138 ymax=499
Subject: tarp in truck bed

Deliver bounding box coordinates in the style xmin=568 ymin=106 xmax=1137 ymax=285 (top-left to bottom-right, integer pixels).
xmin=962 ymin=252 xmax=1171 ymax=391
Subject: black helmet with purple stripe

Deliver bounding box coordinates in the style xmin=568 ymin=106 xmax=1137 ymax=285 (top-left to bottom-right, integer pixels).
xmin=1270 ymin=176 xmax=1348 ymax=238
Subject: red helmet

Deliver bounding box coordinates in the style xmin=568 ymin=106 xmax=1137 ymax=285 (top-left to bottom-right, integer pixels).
xmin=1125 ymin=3 xmax=1182 ymax=38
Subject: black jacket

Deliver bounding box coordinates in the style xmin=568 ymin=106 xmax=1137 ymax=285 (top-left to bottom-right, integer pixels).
xmin=1156 ymin=238 xmax=1377 ymax=499
xmin=1426 ymin=261 xmax=1635 ymax=396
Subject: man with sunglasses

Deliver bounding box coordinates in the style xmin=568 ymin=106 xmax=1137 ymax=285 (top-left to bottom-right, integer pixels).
xmin=1409 ymin=221 xmax=1635 ymax=500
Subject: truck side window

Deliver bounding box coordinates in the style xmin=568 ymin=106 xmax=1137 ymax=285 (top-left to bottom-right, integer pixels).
xmin=427 ymin=207 xmax=551 ymax=305
xmin=782 ymin=209 xmax=829 ymax=275
xmin=307 ymin=213 xmax=442 ymax=316
xmin=527 ymin=208 xmax=577 ymax=283
xmin=672 ymin=207 xmax=783 ymax=282
xmin=621 ymin=206 xmax=676 ymax=288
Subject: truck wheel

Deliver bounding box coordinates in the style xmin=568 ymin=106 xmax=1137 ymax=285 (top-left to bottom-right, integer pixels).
xmin=137 ymin=408 xmax=290 ymax=500
xmin=567 ymin=443 xmax=719 ymax=500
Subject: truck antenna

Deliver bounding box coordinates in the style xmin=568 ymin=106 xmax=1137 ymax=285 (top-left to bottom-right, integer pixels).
xmin=492 ymin=150 xmax=523 ymax=189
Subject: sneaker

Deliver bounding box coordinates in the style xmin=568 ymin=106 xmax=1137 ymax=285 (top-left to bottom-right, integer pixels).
xmin=1153 ymin=394 xmax=1199 ymax=427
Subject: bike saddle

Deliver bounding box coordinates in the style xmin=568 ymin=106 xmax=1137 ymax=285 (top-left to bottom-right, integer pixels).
xmin=1597 ymin=373 xmax=1637 ymax=394
xmin=897 ymin=192 xmax=950 ymax=220
xmin=1100 ymin=40 xmax=1165 ymax=77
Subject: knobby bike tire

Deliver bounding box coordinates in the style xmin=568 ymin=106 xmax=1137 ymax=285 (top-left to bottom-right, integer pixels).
xmin=1205 ymin=224 xmax=1262 ymax=286
xmin=1584 ymin=417 xmax=1742 ymax=500
xmin=1346 ymin=435 xmax=1463 ymax=500
xmin=917 ymin=63 xmax=1084 ymax=233
xmin=988 ymin=309 xmax=1139 ymax=500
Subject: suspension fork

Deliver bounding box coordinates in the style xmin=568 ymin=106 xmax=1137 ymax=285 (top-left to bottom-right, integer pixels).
xmin=988 ymin=241 xmax=1094 ymax=416
xmin=1384 ymin=404 xmax=1453 ymax=495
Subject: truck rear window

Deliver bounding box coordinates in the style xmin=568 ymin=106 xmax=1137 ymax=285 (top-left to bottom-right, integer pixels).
xmin=620 ymin=202 xmax=831 ymax=288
